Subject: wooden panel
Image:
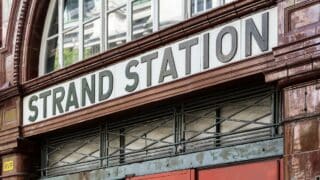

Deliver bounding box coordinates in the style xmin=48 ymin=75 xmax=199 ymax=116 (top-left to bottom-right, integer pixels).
xmin=198 ymin=160 xmax=281 ymax=180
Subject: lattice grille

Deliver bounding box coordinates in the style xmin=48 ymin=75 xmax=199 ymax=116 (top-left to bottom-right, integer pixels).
xmin=107 ymin=115 xmax=174 ymax=165
xmin=42 ymin=86 xmax=281 ymax=177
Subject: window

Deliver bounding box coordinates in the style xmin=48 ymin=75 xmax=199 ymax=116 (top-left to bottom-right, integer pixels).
xmin=0 ymin=0 xmax=13 ymax=47
xmin=40 ymin=0 xmax=236 ymax=75
xmin=40 ymin=85 xmax=281 ymax=176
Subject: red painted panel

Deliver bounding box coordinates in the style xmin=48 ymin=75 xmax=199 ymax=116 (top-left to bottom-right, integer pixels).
xmin=198 ymin=160 xmax=281 ymax=180
xmin=279 ymin=159 xmax=284 ymax=180
xmin=127 ymin=169 xmax=195 ymax=180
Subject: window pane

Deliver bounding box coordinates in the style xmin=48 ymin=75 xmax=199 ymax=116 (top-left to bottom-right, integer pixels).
xmin=107 ymin=115 xmax=174 ymax=165
xmin=49 ymin=1 xmax=59 ymax=37
xmin=84 ymin=0 xmax=101 ymax=20
xmin=159 ymin=0 xmax=184 ymax=29
xmin=46 ymin=132 xmax=100 ymax=176
xmin=107 ymin=0 xmax=127 ymax=10
xmin=192 ymin=0 xmax=220 ymax=16
xmin=220 ymin=95 xmax=272 ymax=145
xmin=84 ymin=19 xmax=101 ymax=58
xmin=63 ymin=29 xmax=79 ymax=67
xmin=191 ymin=0 xmax=195 ymax=15
xmin=64 ymin=0 xmax=79 ymax=30
xmin=2 ymin=0 xmax=13 ymax=44
xmin=132 ymin=0 xmax=152 ymax=40
xmin=206 ymin=0 xmax=219 ymax=10
xmin=224 ymin=0 xmax=235 ymax=4
xmin=45 ymin=37 xmax=60 ymax=73
xmin=185 ymin=107 xmax=217 ymax=152
xmin=197 ymin=0 xmax=204 ymax=12
xmin=107 ymin=7 xmax=127 ymax=49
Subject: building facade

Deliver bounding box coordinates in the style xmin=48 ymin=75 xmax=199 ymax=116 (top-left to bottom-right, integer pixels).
xmin=0 ymin=0 xmax=319 ymax=179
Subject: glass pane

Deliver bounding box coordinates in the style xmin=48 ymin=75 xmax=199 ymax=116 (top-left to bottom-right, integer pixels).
xmin=192 ymin=0 xmax=220 ymax=16
xmin=206 ymin=0 xmax=219 ymax=10
xmin=2 ymin=0 xmax=13 ymax=44
xmin=191 ymin=0 xmax=195 ymax=15
xmin=159 ymin=0 xmax=184 ymax=29
xmin=84 ymin=19 xmax=101 ymax=58
xmin=49 ymin=1 xmax=59 ymax=37
xmin=124 ymin=117 xmax=174 ymax=163
xmin=48 ymin=134 xmax=100 ymax=171
xmin=107 ymin=0 xmax=127 ymax=10
xmin=64 ymin=0 xmax=79 ymax=30
xmin=132 ymin=0 xmax=152 ymax=40
xmin=63 ymin=29 xmax=79 ymax=67
xmin=84 ymin=0 xmax=101 ymax=20
xmin=224 ymin=0 xmax=235 ymax=4
xmin=220 ymin=95 xmax=272 ymax=145
xmin=107 ymin=7 xmax=127 ymax=49
xmin=45 ymin=37 xmax=60 ymax=73
xmin=185 ymin=107 xmax=216 ymax=151
xmin=197 ymin=0 xmax=204 ymax=12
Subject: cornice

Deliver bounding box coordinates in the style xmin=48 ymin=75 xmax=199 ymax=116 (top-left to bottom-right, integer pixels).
xmin=0 ymin=85 xmax=20 ymax=102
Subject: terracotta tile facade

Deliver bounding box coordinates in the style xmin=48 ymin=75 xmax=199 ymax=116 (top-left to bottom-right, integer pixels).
xmin=0 ymin=0 xmax=319 ymax=179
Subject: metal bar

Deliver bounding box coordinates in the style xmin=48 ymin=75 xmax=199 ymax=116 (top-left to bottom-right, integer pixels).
xmin=152 ymin=0 xmax=159 ymax=31
xmin=79 ymin=0 xmax=84 ymax=61
xmin=58 ymin=0 xmax=64 ymax=68
xmin=185 ymin=112 xmax=272 ymax=126
xmin=101 ymin=0 xmax=106 ymax=51
xmin=107 ymin=117 xmax=173 ymax=157
xmin=108 ymin=132 xmax=173 ymax=147
xmin=230 ymin=113 xmax=272 ymax=133
xmin=119 ymin=128 xmax=125 ymax=163
xmin=49 ymin=136 xmax=99 ymax=167
xmin=127 ymin=0 xmax=132 ymax=41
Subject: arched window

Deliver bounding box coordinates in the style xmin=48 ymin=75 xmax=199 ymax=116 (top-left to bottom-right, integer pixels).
xmin=0 ymin=0 xmax=13 ymax=47
xmin=40 ymin=0 xmax=233 ymax=75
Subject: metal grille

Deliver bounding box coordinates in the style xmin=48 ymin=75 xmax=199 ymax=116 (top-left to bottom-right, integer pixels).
xmin=107 ymin=112 xmax=175 ymax=166
xmin=183 ymin=91 xmax=274 ymax=152
xmin=43 ymin=128 xmax=101 ymax=176
xmin=41 ymin=85 xmax=282 ymax=177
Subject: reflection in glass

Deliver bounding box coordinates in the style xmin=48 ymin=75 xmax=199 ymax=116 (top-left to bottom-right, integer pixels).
xmin=49 ymin=1 xmax=59 ymax=37
xmin=197 ymin=0 xmax=204 ymax=12
xmin=159 ymin=0 xmax=184 ymax=29
xmin=191 ymin=0 xmax=220 ymax=16
xmin=2 ymin=0 xmax=13 ymax=44
xmin=107 ymin=0 xmax=127 ymax=10
xmin=206 ymin=0 xmax=219 ymax=10
xmin=64 ymin=0 xmax=79 ymax=30
xmin=225 ymin=0 xmax=235 ymax=4
xmin=46 ymin=37 xmax=60 ymax=73
xmin=108 ymin=7 xmax=127 ymax=49
xmin=132 ymin=0 xmax=152 ymax=40
xmin=84 ymin=0 xmax=101 ymax=20
xmin=63 ymin=29 xmax=79 ymax=67
xmin=84 ymin=19 xmax=101 ymax=58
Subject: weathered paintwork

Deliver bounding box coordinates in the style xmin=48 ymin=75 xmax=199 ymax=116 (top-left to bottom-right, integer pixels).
xmin=44 ymin=139 xmax=283 ymax=180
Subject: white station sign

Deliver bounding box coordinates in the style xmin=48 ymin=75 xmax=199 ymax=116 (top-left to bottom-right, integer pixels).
xmin=23 ymin=8 xmax=278 ymax=125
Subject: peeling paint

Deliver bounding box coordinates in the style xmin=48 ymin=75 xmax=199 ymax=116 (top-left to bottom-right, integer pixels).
xmin=44 ymin=138 xmax=283 ymax=180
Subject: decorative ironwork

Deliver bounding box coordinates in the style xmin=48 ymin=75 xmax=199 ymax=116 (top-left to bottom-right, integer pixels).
xmin=41 ymin=86 xmax=282 ymax=177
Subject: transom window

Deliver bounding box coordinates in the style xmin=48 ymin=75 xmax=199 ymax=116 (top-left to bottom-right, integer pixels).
xmin=0 ymin=0 xmax=13 ymax=47
xmin=40 ymin=0 xmax=235 ymax=75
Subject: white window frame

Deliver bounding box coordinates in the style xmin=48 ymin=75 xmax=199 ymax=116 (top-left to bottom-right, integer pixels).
xmin=39 ymin=0 xmax=235 ymax=76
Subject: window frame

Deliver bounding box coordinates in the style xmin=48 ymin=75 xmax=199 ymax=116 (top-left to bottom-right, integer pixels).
xmin=39 ymin=0 xmax=235 ymax=76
